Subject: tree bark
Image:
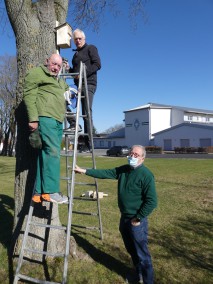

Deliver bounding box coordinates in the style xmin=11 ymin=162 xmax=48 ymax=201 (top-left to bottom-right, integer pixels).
xmin=5 ymin=0 xmax=69 ymax=261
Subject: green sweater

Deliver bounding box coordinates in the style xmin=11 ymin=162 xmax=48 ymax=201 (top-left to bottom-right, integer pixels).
xmin=86 ymin=164 xmax=157 ymax=219
xmin=23 ymin=65 xmax=69 ymax=123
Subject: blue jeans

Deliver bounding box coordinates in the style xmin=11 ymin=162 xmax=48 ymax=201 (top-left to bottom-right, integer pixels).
xmin=119 ymin=216 xmax=154 ymax=284
xmin=36 ymin=117 xmax=63 ymax=194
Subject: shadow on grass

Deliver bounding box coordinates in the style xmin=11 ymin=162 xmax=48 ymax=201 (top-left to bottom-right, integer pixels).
xmin=0 ymin=194 xmax=14 ymax=248
xmin=0 ymin=194 xmax=15 ymax=284
xmin=150 ymin=209 xmax=213 ymax=276
xmin=72 ymin=232 xmax=130 ymax=279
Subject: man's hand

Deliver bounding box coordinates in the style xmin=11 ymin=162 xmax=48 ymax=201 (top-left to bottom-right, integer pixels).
xmin=131 ymin=217 xmax=140 ymax=226
xmin=75 ymin=165 xmax=86 ymax=174
xmin=29 ymin=122 xmax=38 ymax=131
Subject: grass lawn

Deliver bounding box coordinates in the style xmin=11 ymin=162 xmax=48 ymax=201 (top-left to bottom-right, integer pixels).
xmin=0 ymin=155 xmax=212 ymax=283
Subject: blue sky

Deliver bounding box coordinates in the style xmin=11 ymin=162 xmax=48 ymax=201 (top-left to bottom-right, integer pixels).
xmin=0 ymin=0 xmax=213 ymax=132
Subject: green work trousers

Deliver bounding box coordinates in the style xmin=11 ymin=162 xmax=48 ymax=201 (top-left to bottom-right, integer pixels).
xmin=35 ymin=117 xmax=63 ymax=194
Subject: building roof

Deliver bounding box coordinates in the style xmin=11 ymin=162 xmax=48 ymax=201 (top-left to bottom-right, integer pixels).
xmin=106 ymin=127 xmax=125 ymax=138
xmin=153 ymin=122 xmax=213 ymax=136
xmin=124 ymin=102 xmax=213 ymax=115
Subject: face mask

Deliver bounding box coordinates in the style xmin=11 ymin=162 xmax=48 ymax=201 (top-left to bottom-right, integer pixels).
xmin=127 ymin=156 xmax=139 ymax=168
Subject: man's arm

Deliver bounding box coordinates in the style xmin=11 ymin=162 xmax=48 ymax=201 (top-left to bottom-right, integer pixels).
xmin=75 ymin=165 xmax=117 ymax=179
xmin=23 ymin=69 xmax=40 ymax=124
xmin=87 ymin=45 xmax=101 ymax=76
xmin=136 ymin=176 xmax=157 ymax=219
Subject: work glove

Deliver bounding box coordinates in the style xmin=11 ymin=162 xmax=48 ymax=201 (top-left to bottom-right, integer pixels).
xmin=29 ymin=128 xmax=42 ymax=149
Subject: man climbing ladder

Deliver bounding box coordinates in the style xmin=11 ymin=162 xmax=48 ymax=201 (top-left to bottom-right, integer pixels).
xmin=13 ymin=59 xmax=103 ymax=284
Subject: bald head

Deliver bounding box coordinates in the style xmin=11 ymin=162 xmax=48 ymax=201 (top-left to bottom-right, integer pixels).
xmin=46 ymin=54 xmax=62 ymax=76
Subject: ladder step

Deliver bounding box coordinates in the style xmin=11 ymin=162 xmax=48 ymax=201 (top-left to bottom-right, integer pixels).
xmin=75 ymin=182 xmax=96 ymax=186
xmin=16 ymin=273 xmax=61 ymax=284
xmin=61 ymin=180 xmax=96 ymax=186
xmin=30 ymin=221 xmax=67 ymax=231
xmin=60 ymin=72 xmax=79 ymax=77
xmin=72 ymin=224 xmax=100 ymax=230
xmin=24 ymin=248 xmax=65 ymax=258
xmin=60 ymin=153 xmax=73 ymax=157
xmin=72 ymin=210 xmax=98 ymax=216
xmin=73 ymin=197 xmax=97 ymax=201
xmin=65 ymin=112 xmax=76 ymax=117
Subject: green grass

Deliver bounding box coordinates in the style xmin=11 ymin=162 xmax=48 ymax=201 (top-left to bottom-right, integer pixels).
xmin=0 ymin=156 xmax=213 ymax=283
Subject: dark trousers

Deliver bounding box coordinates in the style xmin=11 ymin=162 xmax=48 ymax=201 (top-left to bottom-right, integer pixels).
xmin=119 ymin=216 xmax=154 ymax=284
xmin=66 ymin=84 xmax=96 ymax=150
xmin=81 ymin=84 xmax=96 ymax=150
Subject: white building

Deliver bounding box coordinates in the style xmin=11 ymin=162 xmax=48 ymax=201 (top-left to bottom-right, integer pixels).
xmin=94 ymin=103 xmax=213 ymax=150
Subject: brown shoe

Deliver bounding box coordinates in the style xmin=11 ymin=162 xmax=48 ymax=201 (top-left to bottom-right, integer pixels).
xmin=32 ymin=194 xmax=41 ymax=203
xmin=41 ymin=193 xmax=50 ymax=202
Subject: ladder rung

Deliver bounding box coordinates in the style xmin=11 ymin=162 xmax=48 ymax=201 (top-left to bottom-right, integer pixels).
xmin=60 ymin=72 xmax=79 ymax=76
xmin=60 ymin=153 xmax=73 ymax=157
xmin=72 ymin=224 xmax=100 ymax=230
xmin=72 ymin=210 xmax=98 ymax=216
xmin=73 ymin=197 xmax=97 ymax=201
xmin=30 ymin=222 xmax=67 ymax=231
xmin=16 ymin=273 xmax=61 ymax=284
xmin=61 ymin=177 xmax=72 ymax=180
xmin=62 ymin=132 xmax=75 ymax=135
xmin=65 ymin=113 xmax=76 ymax=117
xmin=24 ymin=248 xmax=65 ymax=257
xmin=75 ymin=182 xmax=96 ymax=186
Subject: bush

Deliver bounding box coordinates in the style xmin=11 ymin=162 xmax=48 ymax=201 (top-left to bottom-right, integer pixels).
xmin=206 ymin=146 xmax=213 ymax=153
xmin=174 ymin=147 xmax=207 ymax=153
xmin=145 ymin=146 xmax=162 ymax=154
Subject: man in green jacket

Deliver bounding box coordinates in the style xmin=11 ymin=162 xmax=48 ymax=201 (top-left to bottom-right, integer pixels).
xmin=75 ymin=145 xmax=157 ymax=284
xmin=23 ymin=53 xmax=69 ymax=204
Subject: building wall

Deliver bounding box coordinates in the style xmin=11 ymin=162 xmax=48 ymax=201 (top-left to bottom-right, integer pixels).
xmin=150 ymin=108 xmax=171 ymax=138
xmin=171 ymin=108 xmax=185 ymax=126
xmin=93 ymin=104 xmax=213 ymax=150
xmin=154 ymin=125 xmax=213 ymax=150
xmin=125 ymin=109 xmax=150 ymax=146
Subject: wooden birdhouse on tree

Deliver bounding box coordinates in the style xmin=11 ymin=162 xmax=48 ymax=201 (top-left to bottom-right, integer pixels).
xmin=55 ymin=22 xmax=72 ymax=49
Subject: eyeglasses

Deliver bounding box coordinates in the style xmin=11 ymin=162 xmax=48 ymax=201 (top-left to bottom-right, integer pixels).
xmin=130 ymin=152 xmax=142 ymax=158
xmin=74 ymin=37 xmax=83 ymax=41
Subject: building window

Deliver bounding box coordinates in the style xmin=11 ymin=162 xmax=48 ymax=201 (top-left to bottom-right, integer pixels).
xmin=100 ymin=141 xmax=104 ymax=147
xmin=200 ymin=138 xmax=211 ymax=147
xmin=180 ymin=139 xmax=190 ymax=147
xmin=164 ymin=139 xmax=172 ymax=151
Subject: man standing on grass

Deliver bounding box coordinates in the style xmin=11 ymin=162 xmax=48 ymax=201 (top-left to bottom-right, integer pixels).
xmin=75 ymin=145 xmax=157 ymax=284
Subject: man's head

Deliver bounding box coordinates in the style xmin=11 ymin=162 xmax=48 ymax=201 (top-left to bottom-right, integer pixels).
xmin=128 ymin=145 xmax=146 ymax=168
xmin=73 ymin=29 xmax=86 ymax=49
xmin=46 ymin=54 xmax=62 ymax=77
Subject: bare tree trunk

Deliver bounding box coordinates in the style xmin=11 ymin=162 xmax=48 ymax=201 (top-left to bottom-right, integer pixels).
xmin=5 ymin=0 xmax=69 ymax=261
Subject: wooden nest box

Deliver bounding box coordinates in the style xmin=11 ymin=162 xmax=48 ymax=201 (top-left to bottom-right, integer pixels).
xmin=56 ymin=22 xmax=72 ymax=49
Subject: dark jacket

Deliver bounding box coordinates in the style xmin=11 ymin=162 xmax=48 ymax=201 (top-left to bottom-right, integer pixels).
xmin=70 ymin=43 xmax=101 ymax=86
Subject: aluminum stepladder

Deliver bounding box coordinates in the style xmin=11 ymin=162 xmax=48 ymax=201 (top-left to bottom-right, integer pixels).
xmin=61 ymin=61 xmax=103 ymax=240
xmin=13 ymin=62 xmax=103 ymax=284
xmin=13 ymin=198 xmax=68 ymax=284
